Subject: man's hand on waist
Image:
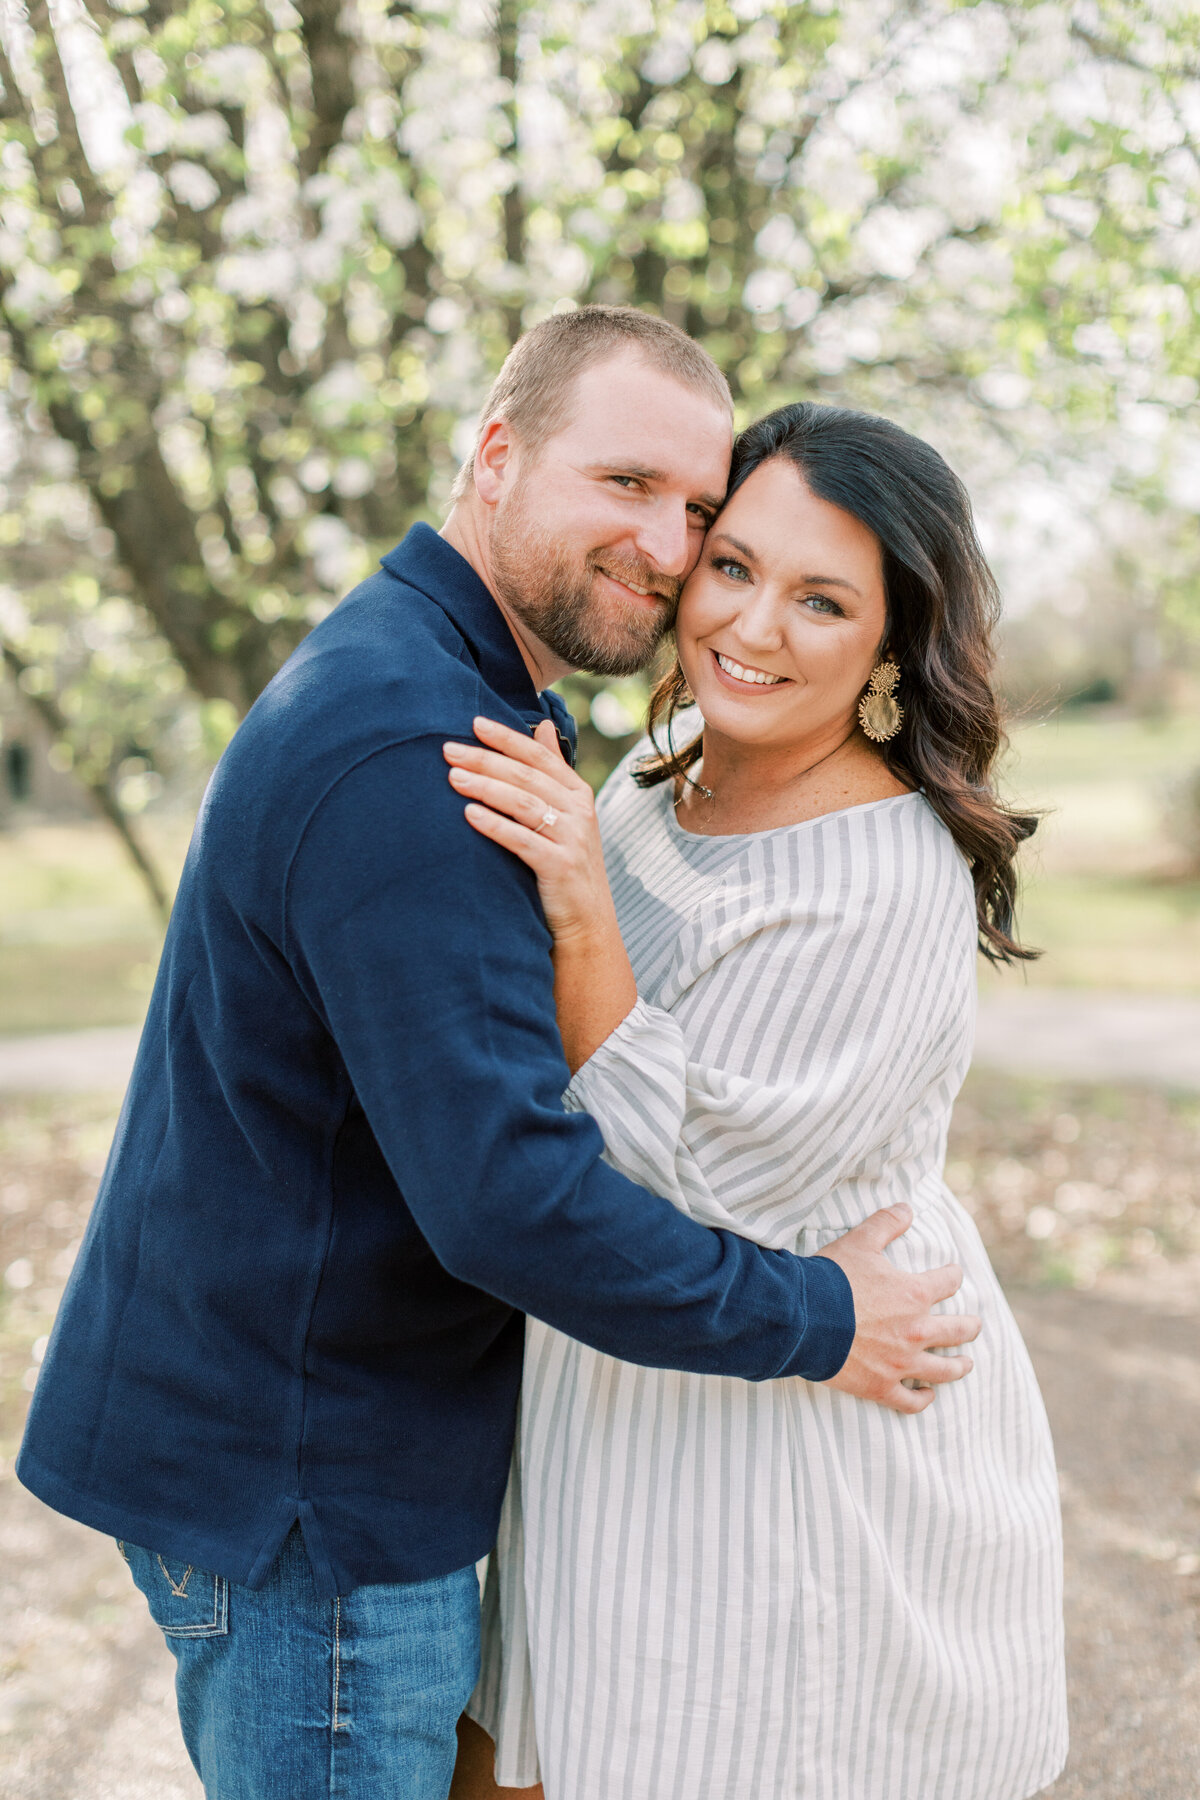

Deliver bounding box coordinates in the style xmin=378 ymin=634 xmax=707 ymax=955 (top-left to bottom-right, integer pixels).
xmin=815 ymin=1203 xmax=981 ymax=1415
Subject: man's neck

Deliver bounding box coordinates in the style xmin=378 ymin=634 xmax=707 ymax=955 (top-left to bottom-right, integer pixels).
xmin=440 ymin=504 xmax=572 ymax=693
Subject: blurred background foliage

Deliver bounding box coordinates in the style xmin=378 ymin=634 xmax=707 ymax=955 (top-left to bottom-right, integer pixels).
xmin=0 ymin=0 xmax=1199 ymax=1023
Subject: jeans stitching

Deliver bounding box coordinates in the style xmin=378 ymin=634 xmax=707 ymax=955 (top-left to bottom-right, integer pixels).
xmin=156 ymin=1554 xmax=193 ymax=1598
xmin=159 ymin=1573 xmax=228 ymax=1638
xmin=332 ymin=1596 xmax=347 ymax=1731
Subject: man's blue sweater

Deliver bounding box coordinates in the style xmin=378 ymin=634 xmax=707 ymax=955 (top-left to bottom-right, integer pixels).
xmin=18 ymin=526 xmax=854 ymax=1596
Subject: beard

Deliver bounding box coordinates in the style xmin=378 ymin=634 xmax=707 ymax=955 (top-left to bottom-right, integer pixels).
xmin=489 ymin=480 xmax=680 ymax=678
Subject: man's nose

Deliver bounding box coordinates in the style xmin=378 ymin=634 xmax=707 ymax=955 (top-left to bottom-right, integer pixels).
xmin=633 ymin=500 xmax=694 ymax=580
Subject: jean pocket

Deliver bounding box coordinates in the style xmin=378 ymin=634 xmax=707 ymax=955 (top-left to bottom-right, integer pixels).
xmin=119 ymin=1541 xmax=230 ymax=1639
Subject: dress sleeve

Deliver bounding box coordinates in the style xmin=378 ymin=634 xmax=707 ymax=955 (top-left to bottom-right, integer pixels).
xmin=564 ymin=816 xmax=976 ymax=1248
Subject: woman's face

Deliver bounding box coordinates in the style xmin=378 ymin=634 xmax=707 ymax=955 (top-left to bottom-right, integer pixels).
xmin=676 ymin=457 xmax=889 ymax=753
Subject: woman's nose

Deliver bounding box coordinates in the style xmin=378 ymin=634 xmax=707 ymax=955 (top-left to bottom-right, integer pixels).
xmin=732 ymin=591 xmax=786 ymax=652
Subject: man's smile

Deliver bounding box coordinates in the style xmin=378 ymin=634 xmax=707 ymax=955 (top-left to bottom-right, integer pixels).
xmin=593 ymin=566 xmax=672 ymax=608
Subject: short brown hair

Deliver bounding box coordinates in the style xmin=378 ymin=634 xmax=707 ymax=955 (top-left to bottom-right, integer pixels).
xmin=449 ymin=305 xmax=733 ymax=501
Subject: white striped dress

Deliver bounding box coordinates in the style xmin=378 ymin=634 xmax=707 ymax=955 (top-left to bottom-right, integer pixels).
xmin=469 ymin=736 xmax=1068 ymax=1800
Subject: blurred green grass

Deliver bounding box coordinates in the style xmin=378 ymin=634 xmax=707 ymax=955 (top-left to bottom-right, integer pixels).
xmin=0 ymin=821 xmax=190 ymax=1035
xmin=0 ymin=707 xmax=1197 ymax=1036
xmin=992 ymin=709 xmax=1200 ymax=992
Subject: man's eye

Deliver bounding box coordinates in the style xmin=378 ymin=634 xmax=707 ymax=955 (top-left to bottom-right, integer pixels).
xmin=687 ymin=505 xmax=714 ymax=524
xmin=610 ymin=475 xmax=638 ymax=489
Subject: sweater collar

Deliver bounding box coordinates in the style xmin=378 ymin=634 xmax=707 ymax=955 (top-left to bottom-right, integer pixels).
xmin=381 ymin=523 xmax=577 ymax=763
xmin=381 ymin=522 xmax=544 ymax=716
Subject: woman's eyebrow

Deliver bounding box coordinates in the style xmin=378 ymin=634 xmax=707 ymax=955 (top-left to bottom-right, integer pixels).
xmin=709 ymin=531 xmax=758 ymax=560
xmin=799 ymin=573 xmax=863 ymax=596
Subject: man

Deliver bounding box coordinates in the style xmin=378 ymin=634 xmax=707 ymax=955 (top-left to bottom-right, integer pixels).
xmin=19 ymin=307 xmax=978 ymax=1799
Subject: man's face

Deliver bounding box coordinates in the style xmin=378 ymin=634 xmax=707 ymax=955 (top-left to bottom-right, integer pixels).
xmin=484 ymin=349 xmax=732 ymax=678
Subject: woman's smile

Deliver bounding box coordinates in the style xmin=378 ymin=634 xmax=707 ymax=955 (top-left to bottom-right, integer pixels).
xmin=710 ymin=648 xmax=792 ymax=691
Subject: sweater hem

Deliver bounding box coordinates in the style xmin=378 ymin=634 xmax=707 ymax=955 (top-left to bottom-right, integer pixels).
xmin=15 ymin=1445 xmax=495 ymax=1597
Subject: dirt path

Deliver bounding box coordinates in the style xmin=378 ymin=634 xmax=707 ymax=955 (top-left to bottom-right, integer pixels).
xmin=0 ymin=1487 xmax=202 ymax=1800
xmin=0 ymin=1028 xmax=143 ymax=1095
xmin=2 ymin=1276 xmax=1196 ymax=1800
xmin=973 ymin=989 xmax=1200 ymax=1091
xmin=1015 ymin=1286 xmax=1200 ymax=1800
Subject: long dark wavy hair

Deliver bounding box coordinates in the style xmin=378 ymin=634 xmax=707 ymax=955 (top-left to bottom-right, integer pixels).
xmin=634 ymin=401 xmax=1038 ymax=964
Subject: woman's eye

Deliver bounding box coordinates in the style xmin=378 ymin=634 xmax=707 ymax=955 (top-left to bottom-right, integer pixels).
xmin=713 ymin=556 xmax=750 ymax=582
xmin=805 ymin=594 xmax=843 ymax=616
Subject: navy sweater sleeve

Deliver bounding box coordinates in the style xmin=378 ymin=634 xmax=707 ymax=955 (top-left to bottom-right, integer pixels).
xmin=285 ymin=734 xmax=854 ymax=1383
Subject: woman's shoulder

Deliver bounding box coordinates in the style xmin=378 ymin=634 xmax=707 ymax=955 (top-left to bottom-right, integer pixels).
xmin=742 ymin=791 xmax=974 ymax=930
xmin=739 ymin=784 xmax=946 ymax=853
xmin=861 ymin=789 xmax=970 ymax=879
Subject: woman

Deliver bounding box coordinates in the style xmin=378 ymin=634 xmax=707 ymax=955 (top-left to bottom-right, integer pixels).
xmin=443 ymin=402 xmax=1068 ymax=1800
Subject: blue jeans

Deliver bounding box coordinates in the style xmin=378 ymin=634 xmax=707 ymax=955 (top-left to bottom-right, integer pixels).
xmin=120 ymin=1526 xmax=480 ymax=1798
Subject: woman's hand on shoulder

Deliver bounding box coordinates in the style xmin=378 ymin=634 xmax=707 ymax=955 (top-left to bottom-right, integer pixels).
xmin=444 ymin=715 xmax=613 ymax=945
xmin=446 ymin=716 xmax=638 ymax=1072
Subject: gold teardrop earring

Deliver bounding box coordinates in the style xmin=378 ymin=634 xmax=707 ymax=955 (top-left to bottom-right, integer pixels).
xmin=858 ymin=659 xmax=903 ymax=743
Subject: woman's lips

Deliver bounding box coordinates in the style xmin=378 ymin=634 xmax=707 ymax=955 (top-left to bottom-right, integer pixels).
xmin=709 ymin=647 xmax=791 ymax=692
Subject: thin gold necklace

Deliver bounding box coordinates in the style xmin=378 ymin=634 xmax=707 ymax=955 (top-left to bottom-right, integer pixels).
xmin=673 ymin=728 xmax=860 ymax=812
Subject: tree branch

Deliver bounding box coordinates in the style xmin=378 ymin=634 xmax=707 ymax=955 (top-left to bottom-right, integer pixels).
xmin=1070 ymin=20 xmax=1199 ymax=83
xmin=0 ymin=30 xmax=26 ymax=121
xmin=496 ymin=0 xmax=526 ymax=345
xmin=0 ymin=287 xmax=263 ymax=707
xmin=296 ymin=0 xmax=358 ymax=180
xmin=0 ymin=637 xmax=171 ymax=925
